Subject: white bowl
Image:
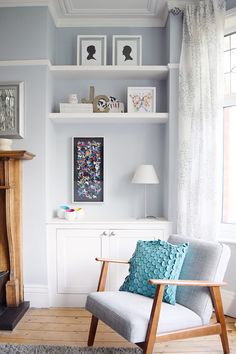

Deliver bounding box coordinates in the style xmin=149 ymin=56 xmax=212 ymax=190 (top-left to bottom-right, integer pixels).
xmin=75 ymin=209 xmax=85 ymax=219
xmin=65 ymin=210 xmax=77 ymax=221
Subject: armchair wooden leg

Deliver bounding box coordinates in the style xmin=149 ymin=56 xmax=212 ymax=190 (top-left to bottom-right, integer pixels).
xmin=210 ymin=287 xmax=230 ymax=354
xmin=88 ymin=315 xmax=99 ymax=346
xmin=142 ymin=284 xmax=165 ymax=354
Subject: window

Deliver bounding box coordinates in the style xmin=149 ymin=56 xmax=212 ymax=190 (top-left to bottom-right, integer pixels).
xmin=224 ymin=33 xmax=236 ymax=95
xmin=222 ymin=32 xmax=236 ymax=225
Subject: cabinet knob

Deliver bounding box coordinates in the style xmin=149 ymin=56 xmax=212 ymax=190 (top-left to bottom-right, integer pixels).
xmin=101 ymin=231 xmax=108 ymax=237
xmin=109 ymin=231 xmax=116 ymax=237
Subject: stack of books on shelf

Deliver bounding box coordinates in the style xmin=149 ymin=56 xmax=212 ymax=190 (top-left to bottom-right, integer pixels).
xmin=60 ymin=103 xmax=93 ymax=113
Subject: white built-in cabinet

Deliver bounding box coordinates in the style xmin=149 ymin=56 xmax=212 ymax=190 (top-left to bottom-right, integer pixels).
xmin=47 ymin=219 xmax=172 ymax=306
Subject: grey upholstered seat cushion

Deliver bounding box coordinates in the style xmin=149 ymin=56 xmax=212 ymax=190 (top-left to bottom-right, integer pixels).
xmin=86 ymin=291 xmax=202 ymax=343
xmin=168 ymin=235 xmax=231 ymax=324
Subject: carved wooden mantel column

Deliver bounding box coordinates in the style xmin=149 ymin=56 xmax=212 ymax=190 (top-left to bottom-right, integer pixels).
xmin=0 ymin=150 xmax=35 ymax=329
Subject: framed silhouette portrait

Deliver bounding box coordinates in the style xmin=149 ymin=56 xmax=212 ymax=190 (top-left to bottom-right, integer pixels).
xmin=77 ymin=35 xmax=107 ymax=66
xmin=112 ymin=35 xmax=142 ymax=66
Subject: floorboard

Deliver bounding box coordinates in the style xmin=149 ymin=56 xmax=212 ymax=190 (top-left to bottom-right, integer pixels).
xmin=0 ymin=308 xmax=234 ymax=353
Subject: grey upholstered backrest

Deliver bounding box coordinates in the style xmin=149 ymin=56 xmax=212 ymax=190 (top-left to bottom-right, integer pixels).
xmin=168 ymin=235 xmax=231 ymax=324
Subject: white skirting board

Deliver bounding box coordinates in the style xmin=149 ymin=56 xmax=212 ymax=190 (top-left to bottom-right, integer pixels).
xmin=221 ymin=289 xmax=236 ymax=318
xmin=24 ymin=285 xmax=236 ymax=317
xmin=24 ymin=285 xmax=49 ymax=308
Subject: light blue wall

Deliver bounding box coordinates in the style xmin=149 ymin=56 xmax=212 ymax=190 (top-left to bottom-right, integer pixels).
xmin=54 ymin=27 xmax=167 ymax=65
xmin=163 ymin=12 xmax=182 ymax=227
xmin=0 ymin=6 xmax=174 ymax=287
xmin=0 ymin=65 xmax=48 ymax=285
xmin=0 ymin=7 xmax=49 ymax=60
xmin=167 ymin=13 xmax=183 ymax=64
xmin=47 ymin=10 xmax=56 ymax=63
xmin=49 ymin=123 xmax=165 ymax=219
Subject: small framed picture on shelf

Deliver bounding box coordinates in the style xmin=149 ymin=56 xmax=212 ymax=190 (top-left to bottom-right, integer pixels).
xmin=127 ymin=87 xmax=156 ymax=113
xmin=0 ymin=82 xmax=24 ymax=138
xmin=72 ymin=137 xmax=104 ymax=203
xmin=77 ymin=35 xmax=107 ymax=66
xmin=112 ymin=35 xmax=142 ymax=66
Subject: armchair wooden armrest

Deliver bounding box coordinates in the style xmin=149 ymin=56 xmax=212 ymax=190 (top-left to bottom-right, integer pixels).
xmin=95 ymin=257 xmax=129 ymax=264
xmin=149 ymin=279 xmax=226 ymax=287
xmin=142 ymin=278 xmax=227 ymax=354
xmin=95 ymin=257 xmax=129 ymax=292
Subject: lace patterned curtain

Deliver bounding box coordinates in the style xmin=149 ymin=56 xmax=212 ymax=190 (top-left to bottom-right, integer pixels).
xmin=177 ymin=0 xmax=225 ymax=240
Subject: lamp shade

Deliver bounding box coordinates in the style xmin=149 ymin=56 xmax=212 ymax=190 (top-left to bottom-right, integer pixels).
xmin=131 ymin=164 xmax=159 ymax=184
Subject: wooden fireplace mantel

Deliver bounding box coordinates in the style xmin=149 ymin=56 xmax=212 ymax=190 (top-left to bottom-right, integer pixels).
xmin=0 ymin=150 xmax=35 ymax=160
xmin=0 ymin=150 xmax=35 ymax=329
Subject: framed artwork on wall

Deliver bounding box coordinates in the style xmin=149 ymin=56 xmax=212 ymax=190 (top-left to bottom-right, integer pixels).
xmin=72 ymin=137 xmax=104 ymax=203
xmin=127 ymin=87 xmax=156 ymax=113
xmin=112 ymin=35 xmax=142 ymax=66
xmin=77 ymin=35 xmax=107 ymax=66
xmin=0 ymin=82 xmax=24 ymax=138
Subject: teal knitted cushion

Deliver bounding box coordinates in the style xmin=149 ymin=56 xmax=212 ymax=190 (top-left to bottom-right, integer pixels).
xmin=119 ymin=239 xmax=189 ymax=305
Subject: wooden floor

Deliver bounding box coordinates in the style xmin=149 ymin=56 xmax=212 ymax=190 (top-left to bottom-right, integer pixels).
xmin=0 ymin=308 xmax=234 ymax=353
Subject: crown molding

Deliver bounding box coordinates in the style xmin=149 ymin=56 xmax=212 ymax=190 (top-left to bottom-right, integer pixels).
xmin=0 ymin=0 xmax=49 ymax=6
xmin=55 ymin=17 xmax=167 ymax=27
xmin=0 ymin=0 xmax=169 ymax=27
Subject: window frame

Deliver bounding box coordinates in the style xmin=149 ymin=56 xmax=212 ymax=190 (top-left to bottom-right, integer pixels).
xmin=219 ymin=8 xmax=236 ymax=243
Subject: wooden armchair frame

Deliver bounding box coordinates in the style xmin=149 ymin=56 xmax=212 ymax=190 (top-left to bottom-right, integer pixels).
xmin=87 ymin=258 xmax=230 ymax=354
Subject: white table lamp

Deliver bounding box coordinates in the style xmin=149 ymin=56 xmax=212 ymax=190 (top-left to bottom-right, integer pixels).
xmin=132 ymin=164 xmax=159 ymax=218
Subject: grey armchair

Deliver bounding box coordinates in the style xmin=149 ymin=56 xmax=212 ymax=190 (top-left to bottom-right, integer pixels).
xmin=86 ymin=235 xmax=231 ymax=354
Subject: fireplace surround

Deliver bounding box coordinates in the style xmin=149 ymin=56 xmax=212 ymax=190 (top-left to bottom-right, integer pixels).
xmin=0 ymin=150 xmax=34 ymax=329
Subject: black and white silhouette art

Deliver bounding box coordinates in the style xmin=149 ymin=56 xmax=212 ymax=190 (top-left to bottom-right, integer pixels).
xmin=77 ymin=36 xmax=107 ymax=65
xmin=113 ymin=36 xmax=142 ymax=66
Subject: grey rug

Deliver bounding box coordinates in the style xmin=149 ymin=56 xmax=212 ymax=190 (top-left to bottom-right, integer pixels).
xmin=0 ymin=344 xmax=143 ymax=354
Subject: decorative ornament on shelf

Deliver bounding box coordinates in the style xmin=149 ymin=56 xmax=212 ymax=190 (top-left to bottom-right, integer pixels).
xmin=68 ymin=94 xmax=78 ymax=104
xmin=0 ymin=138 xmax=13 ymax=151
xmin=56 ymin=205 xmax=85 ymax=221
xmin=81 ymin=86 xmax=124 ymax=113
xmin=93 ymin=95 xmax=110 ymax=113
xmin=57 ymin=205 xmax=70 ymax=219
xmin=81 ymin=86 xmax=95 ymax=104
xmin=107 ymin=96 xmax=125 ymax=113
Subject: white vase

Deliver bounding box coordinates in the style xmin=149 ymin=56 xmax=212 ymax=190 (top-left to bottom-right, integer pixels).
xmin=0 ymin=138 xmax=13 ymax=151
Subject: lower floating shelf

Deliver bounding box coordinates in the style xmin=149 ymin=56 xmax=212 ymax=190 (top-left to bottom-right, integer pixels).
xmin=49 ymin=112 xmax=168 ymax=124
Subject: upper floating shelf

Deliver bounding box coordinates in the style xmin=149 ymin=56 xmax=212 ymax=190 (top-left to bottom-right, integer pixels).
xmin=50 ymin=65 xmax=169 ymax=80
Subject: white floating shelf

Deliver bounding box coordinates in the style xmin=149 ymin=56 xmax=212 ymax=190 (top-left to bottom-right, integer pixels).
xmin=50 ymin=65 xmax=169 ymax=80
xmin=49 ymin=112 xmax=168 ymax=124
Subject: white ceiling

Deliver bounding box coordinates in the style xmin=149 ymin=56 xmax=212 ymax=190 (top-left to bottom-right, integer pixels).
xmin=0 ymin=0 xmax=193 ymax=27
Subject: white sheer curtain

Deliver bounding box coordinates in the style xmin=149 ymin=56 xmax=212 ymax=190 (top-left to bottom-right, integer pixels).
xmin=177 ymin=0 xmax=225 ymax=240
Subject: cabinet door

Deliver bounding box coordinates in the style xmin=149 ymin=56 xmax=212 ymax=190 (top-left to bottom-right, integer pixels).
xmin=108 ymin=228 xmax=163 ymax=290
xmin=56 ymin=229 xmax=106 ymax=304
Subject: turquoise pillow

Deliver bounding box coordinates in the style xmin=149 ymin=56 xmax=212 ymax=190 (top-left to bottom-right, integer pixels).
xmin=119 ymin=239 xmax=189 ymax=305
